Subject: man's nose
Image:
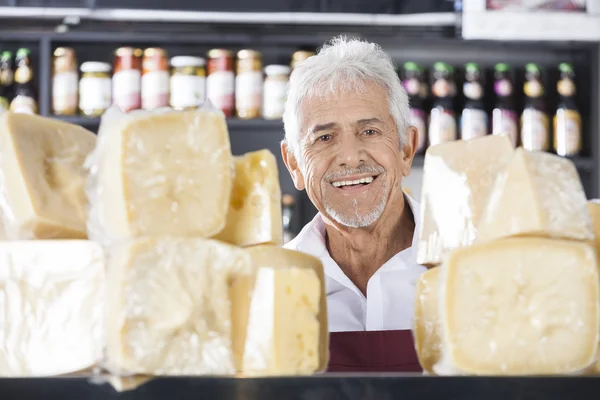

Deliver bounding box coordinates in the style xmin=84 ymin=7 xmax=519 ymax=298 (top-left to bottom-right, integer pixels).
xmin=336 ymin=133 xmax=365 ymax=168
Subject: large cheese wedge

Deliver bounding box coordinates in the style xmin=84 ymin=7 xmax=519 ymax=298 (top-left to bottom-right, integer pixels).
xmin=0 ymin=112 xmax=96 ymax=239
xmin=414 ymin=267 xmax=442 ymax=374
xmin=417 ymin=134 xmax=513 ymax=266
xmin=105 ymin=237 xmax=251 ymax=376
xmin=213 ymin=149 xmax=283 ymax=247
xmin=437 ymin=237 xmax=599 ymax=375
xmin=477 ymin=148 xmax=593 ymax=242
xmin=0 ymin=240 xmax=104 ymax=376
xmin=87 ymin=108 xmax=232 ymax=244
xmin=231 ymin=245 xmax=327 ymax=376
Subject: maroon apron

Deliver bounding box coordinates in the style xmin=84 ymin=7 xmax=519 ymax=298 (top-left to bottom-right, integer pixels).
xmin=327 ymin=330 xmax=422 ymax=372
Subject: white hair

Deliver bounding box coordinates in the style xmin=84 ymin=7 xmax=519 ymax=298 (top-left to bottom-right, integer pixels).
xmin=282 ymin=35 xmax=410 ymax=158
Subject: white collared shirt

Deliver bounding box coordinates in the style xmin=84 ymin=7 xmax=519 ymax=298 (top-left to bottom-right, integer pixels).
xmin=284 ymin=194 xmax=426 ymax=332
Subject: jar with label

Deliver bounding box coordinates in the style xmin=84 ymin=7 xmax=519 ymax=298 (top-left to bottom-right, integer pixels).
xmin=492 ymin=63 xmax=518 ymax=147
xmin=428 ymin=62 xmax=457 ymax=146
xmin=460 ymin=62 xmax=488 ymax=141
xmin=521 ymin=63 xmax=550 ymax=152
xmin=291 ymin=50 xmax=315 ymax=70
xmin=52 ymin=47 xmax=78 ymax=116
xmin=10 ymin=48 xmax=37 ymax=115
xmin=79 ymin=62 xmax=112 ymax=117
xmin=207 ymin=49 xmax=234 ymax=117
xmin=169 ymin=56 xmax=206 ymax=110
xmin=141 ymin=48 xmax=169 ymax=110
xmin=113 ymin=47 xmax=142 ymax=112
xmin=262 ymin=65 xmax=290 ymax=120
xmin=235 ymin=50 xmax=263 ymax=119
xmin=553 ymin=63 xmax=581 ymax=157
xmin=402 ymin=61 xmax=427 ymax=153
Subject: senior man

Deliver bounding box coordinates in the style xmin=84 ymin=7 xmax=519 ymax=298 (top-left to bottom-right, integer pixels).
xmin=282 ymin=36 xmax=426 ymax=372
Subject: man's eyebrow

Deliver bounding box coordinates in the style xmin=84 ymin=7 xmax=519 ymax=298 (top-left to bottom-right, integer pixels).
xmin=357 ymin=118 xmax=382 ymax=126
xmin=310 ymin=122 xmax=338 ymax=134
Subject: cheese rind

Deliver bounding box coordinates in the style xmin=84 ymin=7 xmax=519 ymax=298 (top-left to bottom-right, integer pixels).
xmin=105 ymin=237 xmax=251 ymax=376
xmin=414 ymin=267 xmax=442 ymax=374
xmin=417 ymin=135 xmax=513 ymax=266
xmin=232 ymin=245 xmax=327 ymax=376
xmin=0 ymin=112 xmax=96 ymax=239
xmin=437 ymin=237 xmax=599 ymax=375
xmin=213 ymin=149 xmax=283 ymax=247
xmin=0 ymin=240 xmax=105 ymax=376
xmin=87 ymin=107 xmax=232 ymax=244
xmin=477 ymin=148 xmax=593 ymax=243
xmin=587 ymin=200 xmax=600 ymax=257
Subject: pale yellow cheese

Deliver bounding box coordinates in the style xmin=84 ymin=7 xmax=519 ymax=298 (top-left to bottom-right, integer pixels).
xmin=414 ymin=267 xmax=442 ymax=374
xmin=106 ymin=237 xmax=251 ymax=376
xmin=0 ymin=240 xmax=104 ymax=376
xmin=0 ymin=112 xmax=96 ymax=239
xmin=587 ymin=200 xmax=600 ymax=256
xmin=439 ymin=237 xmax=599 ymax=375
xmin=214 ymin=149 xmax=283 ymax=247
xmin=477 ymin=148 xmax=593 ymax=243
xmin=417 ymin=134 xmax=513 ymax=266
xmin=231 ymin=245 xmax=326 ymax=376
xmin=88 ymin=108 xmax=232 ymax=244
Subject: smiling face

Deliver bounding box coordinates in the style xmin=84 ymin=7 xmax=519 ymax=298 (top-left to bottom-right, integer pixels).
xmin=283 ymin=81 xmax=415 ymax=229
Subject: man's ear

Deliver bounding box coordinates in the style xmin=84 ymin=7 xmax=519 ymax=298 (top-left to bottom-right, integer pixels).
xmin=400 ymin=125 xmax=418 ymax=177
xmin=281 ymin=141 xmax=306 ymax=191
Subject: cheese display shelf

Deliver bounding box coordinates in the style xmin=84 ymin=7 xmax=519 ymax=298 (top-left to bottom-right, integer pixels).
xmin=1 ymin=375 xmax=600 ymax=399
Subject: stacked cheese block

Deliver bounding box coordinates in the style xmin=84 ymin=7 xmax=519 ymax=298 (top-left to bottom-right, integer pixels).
xmin=414 ymin=134 xmax=600 ymax=375
xmin=0 ymin=107 xmax=327 ymax=385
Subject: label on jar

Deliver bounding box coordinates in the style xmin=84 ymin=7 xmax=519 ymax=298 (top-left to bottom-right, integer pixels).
xmin=170 ymin=74 xmax=206 ymax=110
xmin=460 ymin=108 xmax=488 ymax=141
xmin=263 ymin=78 xmax=288 ymax=119
xmin=113 ymin=69 xmax=141 ymax=112
xmin=79 ymin=76 xmax=111 ymax=112
xmin=410 ymin=108 xmax=427 ymax=153
xmin=235 ymin=71 xmax=263 ymax=114
xmin=52 ymin=71 xmax=78 ymax=114
xmin=492 ymin=108 xmax=518 ymax=147
xmin=554 ymin=109 xmax=581 ymax=156
xmin=207 ymin=70 xmax=234 ymax=114
xmin=141 ymin=70 xmax=169 ymax=110
xmin=428 ymin=108 xmax=456 ymax=146
xmin=9 ymin=95 xmax=37 ymax=114
xmin=520 ymin=109 xmax=549 ymax=151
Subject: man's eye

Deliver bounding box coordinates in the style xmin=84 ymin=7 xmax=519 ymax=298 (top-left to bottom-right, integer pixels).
xmin=317 ymin=134 xmax=332 ymax=142
xmin=364 ymin=129 xmax=377 ymax=136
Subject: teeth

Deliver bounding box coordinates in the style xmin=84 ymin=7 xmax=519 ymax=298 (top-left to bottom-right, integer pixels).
xmin=332 ymin=176 xmax=375 ymax=187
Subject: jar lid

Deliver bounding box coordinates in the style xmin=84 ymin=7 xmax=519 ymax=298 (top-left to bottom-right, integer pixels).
xmin=265 ymin=65 xmax=291 ymax=76
xmin=170 ymin=56 xmax=206 ymax=68
xmin=80 ymin=61 xmax=111 ymax=73
xmin=208 ymin=48 xmax=232 ymax=58
xmin=237 ymin=49 xmax=262 ymax=59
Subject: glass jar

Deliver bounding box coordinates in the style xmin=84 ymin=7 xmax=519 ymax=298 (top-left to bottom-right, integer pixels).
xmin=113 ymin=47 xmax=142 ymax=112
xmin=291 ymin=50 xmax=314 ymax=70
xmin=79 ymin=62 xmax=112 ymax=117
xmin=235 ymin=49 xmax=263 ymax=119
xmin=52 ymin=47 xmax=78 ymax=116
xmin=142 ymin=47 xmax=169 ymax=110
xmin=207 ymin=49 xmax=234 ymax=116
xmin=262 ymin=65 xmax=290 ymax=120
xmin=170 ymin=56 xmax=206 ymax=110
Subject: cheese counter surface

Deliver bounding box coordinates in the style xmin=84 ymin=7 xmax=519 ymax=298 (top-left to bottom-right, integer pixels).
xmin=1 ymin=375 xmax=599 ymax=399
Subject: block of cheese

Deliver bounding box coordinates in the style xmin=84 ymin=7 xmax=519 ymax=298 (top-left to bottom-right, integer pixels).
xmin=437 ymin=237 xmax=599 ymax=375
xmin=417 ymin=134 xmax=513 ymax=266
xmin=414 ymin=267 xmax=442 ymax=374
xmin=587 ymin=200 xmax=600 ymax=254
xmin=0 ymin=240 xmax=104 ymax=376
xmin=87 ymin=107 xmax=232 ymax=244
xmin=231 ymin=245 xmax=327 ymax=376
xmin=106 ymin=237 xmax=251 ymax=376
xmin=0 ymin=112 xmax=96 ymax=239
xmin=477 ymin=148 xmax=593 ymax=243
xmin=213 ymin=149 xmax=283 ymax=247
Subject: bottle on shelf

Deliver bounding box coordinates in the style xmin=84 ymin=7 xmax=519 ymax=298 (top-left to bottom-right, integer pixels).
xmin=235 ymin=49 xmax=263 ymax=120
xmin=282 ymin=194 xmax=296 ymax=244
xmin=290 ymin=50 xmax=315 ymax=70
xmin=52 ymin=47 xmax=79 ymax=116
xmin=141 ymin=47 xmax=169 ymax=111
xmin=113 ymin=47 xmax=143 ymax=113
xmin=491 ymin=63 xmax=519 ymax=147
xmin=9 ymin=48 xmax=37 ymax=115
xmin=428 ymin=62 xmax=457 ymax=146
xmin=554 ymin=62 xmax=582 ymax=157
xmin=79 ymin=62 xmax=112 ymax=118
xmin=402 ymin=61 xmax=427 ymax=154
xmin=0 ymin=51 xmax=14 ymax=110
xmin=520 ymin=63 xmax=550 ymax=152
xmin=460 ymin=62 xmax=488 ymax=141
